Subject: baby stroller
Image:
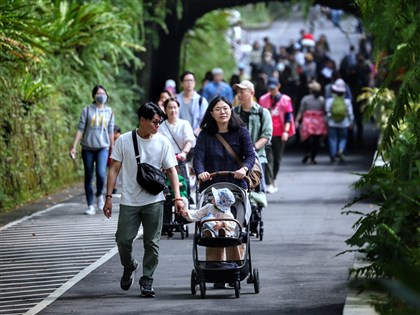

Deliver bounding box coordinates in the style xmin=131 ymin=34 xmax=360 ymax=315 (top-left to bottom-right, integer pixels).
xmin=162 ymin=174 xmax=190 ymax=239
xmin=190 ymin=172 xmax=260 ymax=298
xmin=249 ymin=191 xmax=266 ymax=241
xmin=249 ymin=155 xmax=266 ymax=241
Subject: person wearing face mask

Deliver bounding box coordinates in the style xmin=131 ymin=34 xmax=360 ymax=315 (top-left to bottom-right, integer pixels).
xmin=70 ymin=85 xmax=114 ymax=215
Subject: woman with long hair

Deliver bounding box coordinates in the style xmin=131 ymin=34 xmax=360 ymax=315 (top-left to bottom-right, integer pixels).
xmin=193 ymin=96 xmax=255 ymax=192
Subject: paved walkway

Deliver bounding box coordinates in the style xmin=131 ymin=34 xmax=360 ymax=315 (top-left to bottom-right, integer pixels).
xmin=1 ymin=123 xmax=379 ymax=315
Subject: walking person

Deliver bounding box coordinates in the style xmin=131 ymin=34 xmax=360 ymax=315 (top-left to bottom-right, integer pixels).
xmin=176 ymin=71 xmax=208 ymax=137
xmin=156 ymin=90 xmax=172 ymax=113
xmin=232 ymin=80 xmax=272 ymax=189
xmin=158 ymin=97 xmax=196 ymax=195
xmin=325 ymin=79 xmax=354 ymax=163
xmin=70 ymin=85 xmax=114 ymax=215
xmin=295 ymin=81 xmax=327 ymax=164
xmin=202 ymin=68 xmax=234 ymax=103
xmin=103 ymin=102 xmax=184 ymax=298
xmin=194 ymin=96 xmax=255 ymax=193
xmin=259 ymin=77 xmax=295 ymax=193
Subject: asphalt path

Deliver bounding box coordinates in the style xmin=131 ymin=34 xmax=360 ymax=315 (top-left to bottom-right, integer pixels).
xmin=31 ymin=122 xmax=377 ymax=315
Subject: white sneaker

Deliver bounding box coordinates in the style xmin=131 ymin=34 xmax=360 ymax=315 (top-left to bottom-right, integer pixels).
xmin=266 ymin=184 xmax=275 ymax=194
xmin=85 ymin=205 xmax=96 ymax=215
xmin=97 ymin=195 xmax=105 ymax=211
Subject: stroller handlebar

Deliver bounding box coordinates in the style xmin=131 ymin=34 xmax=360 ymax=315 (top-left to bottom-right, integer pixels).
xmin=197 ymin=171 xmax=252 ymax=190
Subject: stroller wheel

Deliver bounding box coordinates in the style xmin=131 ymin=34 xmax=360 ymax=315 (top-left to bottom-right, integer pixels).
xmin=181 ymin=229 xmax=185 ymax=239
xmin=191 ymin=269 xmax=198 ymax=295
xmin=200 ymin=282 xmax=206 ymax=299
xmin=259 ymin=221 xmax=264 ymax=241
xmin=168 ymin=229 xmax=174 ymax=238
xmin=234 ymin=281 xmax=240 ymax=298
xmin=253 ymin=268 xmax=260 ymax=294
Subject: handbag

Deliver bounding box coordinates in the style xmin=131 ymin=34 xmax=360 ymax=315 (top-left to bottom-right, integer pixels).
xmin=215 ymin=133 xmax=262 ymax=190
xmin=132 ymin=130 xmax=166 ymax=195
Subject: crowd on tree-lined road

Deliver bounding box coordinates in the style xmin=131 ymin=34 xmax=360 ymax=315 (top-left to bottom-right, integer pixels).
xmin=0 ymin=7 xmax=379 ymax=315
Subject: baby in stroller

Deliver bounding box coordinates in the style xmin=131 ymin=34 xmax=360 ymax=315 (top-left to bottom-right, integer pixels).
xmin=180 ymin=187 xmax=237 ymax=237
xmin=179 ymin=187 xmax=242 ymax=261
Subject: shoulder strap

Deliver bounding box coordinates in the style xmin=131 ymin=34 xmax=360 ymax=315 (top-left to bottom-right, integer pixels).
xmin=270 ymin=93 xmax=282 ymax=110
xmin=198 ymin=95 xmax=203 ymax=107
xmin=257 ymin=106 xmax=264 ymax=136
xmin=164 ymin=121 xmax=182 ymax=152
xmin=132 ymin=130 xmax=141 ymax=165
xmin=215 ymin=133 xmax=243 ymax=167
xmin=84 ymin=106 xmax=90 ymax=134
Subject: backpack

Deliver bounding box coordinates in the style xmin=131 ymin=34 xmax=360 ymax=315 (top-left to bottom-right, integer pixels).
xmin=233 ymin=105 xmax=264 ymax=136
xmin=330 ymin=95 xmax=347 ymax=122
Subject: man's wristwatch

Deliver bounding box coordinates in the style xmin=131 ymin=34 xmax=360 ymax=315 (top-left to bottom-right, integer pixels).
xmin=243 ymin=166 xmax=249 ymax=172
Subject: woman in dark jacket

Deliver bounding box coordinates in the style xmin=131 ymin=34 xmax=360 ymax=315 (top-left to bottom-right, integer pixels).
xmin=194 ymin=96 xmax=255 ymax=192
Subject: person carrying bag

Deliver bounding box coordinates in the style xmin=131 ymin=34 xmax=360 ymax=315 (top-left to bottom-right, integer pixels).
xmin=132 ymin=130 xmax=166 ymax=195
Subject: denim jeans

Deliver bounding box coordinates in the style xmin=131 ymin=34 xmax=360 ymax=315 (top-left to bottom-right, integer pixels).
xmin=116 ymin=202 xmax=164 ymax=281
xmin=81 ymin=148 xmax=108 ymax=206
xmin=327 ymin=126 xmax=348 ymax=158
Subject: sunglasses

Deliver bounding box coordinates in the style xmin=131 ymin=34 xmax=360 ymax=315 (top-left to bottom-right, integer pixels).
xmin=151 ymin=119 xmax=163 ymax=126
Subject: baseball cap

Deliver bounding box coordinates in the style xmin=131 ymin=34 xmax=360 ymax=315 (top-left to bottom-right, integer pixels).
xmin=267 ymin=77 xmax=279 ymax=89
xmin=211 ymin=187 xmax=235 ymax=213
xmin=233 ymin=80 xmax=254 ymax=91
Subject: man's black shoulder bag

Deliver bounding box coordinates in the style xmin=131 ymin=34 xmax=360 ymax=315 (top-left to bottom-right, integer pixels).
xmin=132 ymin=130 xmax=166 ymax=195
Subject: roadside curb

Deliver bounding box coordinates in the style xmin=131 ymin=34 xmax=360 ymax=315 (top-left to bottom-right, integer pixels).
xmin=343 ymin=151 xmax=382 ymax=315
xmin=343 ymin=254 xmax=379 ymax=315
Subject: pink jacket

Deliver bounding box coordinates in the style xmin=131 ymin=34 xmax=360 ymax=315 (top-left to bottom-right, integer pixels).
xmin=259 ymin=92 xmax=295 ymax=137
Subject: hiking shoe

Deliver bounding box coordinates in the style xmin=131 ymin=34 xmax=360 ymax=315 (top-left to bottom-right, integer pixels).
xmin=97 ymin=195 xmax=105 ymax=211
xmin=84 ymin=205 xmax=96 ymax=215
xmin=120 ymin=261 xmax=140 ymax=291
xmin=337 ymin=152 xmax=346 ymax=162
xmin=140 ymin=279 xmax=155 ymax=297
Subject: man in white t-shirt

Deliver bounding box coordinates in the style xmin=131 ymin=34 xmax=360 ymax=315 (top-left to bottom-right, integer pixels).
xmin=103 ymin=102 xmax=184 ymax=298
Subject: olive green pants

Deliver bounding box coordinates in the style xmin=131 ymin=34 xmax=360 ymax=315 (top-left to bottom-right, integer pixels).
xmin=116 ymin=202 xmax=164 ymax=281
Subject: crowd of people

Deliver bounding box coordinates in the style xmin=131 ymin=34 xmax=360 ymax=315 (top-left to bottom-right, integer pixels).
xmin=69 ymin=18 xmax=376 ymax=298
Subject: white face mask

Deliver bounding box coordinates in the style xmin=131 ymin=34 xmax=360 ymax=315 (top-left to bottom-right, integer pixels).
xmin=95 ymin=94 xmax=107 ymax=104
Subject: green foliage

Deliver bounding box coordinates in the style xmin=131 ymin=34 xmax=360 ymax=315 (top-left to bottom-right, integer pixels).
xmin=0 ymin=0 xmax=150 ymax=212
xmin=236 ymin=2 xmax=292 ymax=28
xmin=345 ymin=1 xmax=420 ymax=313
xmin=180 ymin=10 xmax=236 ymax=89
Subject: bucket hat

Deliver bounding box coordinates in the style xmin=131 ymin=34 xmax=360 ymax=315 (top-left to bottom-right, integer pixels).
xmin=211 ymin=187 xmax=235 ymax=212
xmin=308 ymin=81 xmax=321 ymax=92
xmin=332 ymin=78 xmax=347 ymax=93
